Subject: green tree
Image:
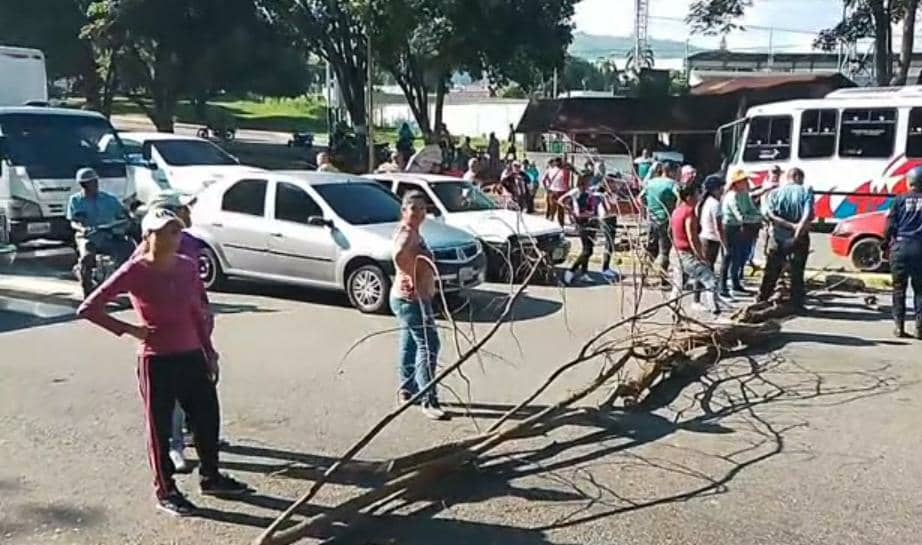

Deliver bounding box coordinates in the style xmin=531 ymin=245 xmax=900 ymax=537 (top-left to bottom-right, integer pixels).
xmin=260 ymin=0 xmax=370 ymax=131
xmin=84 ymin=0 xmax=262 ymax=132
xmin=0 ymin=0 xmax=100 ymax=106
xmin=372 ymin=0 xmax=576 ymax=141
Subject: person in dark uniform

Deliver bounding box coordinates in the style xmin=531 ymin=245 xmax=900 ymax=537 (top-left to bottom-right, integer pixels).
xmin=883 ymin=166 xmax=922 ymax=339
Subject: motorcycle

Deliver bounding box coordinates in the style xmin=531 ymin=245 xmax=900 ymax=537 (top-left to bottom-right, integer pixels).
xmin=74 ymin=218 xmax=138 ymax=297
xmin=196 ymin=125 xmax=236 ymax=142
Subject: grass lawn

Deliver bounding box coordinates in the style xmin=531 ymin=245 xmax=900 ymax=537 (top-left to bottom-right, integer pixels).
xmin=90 ymin=96 xmax=484 ymax=149
xmin=107 ymin=96 xmax=329 ymax=134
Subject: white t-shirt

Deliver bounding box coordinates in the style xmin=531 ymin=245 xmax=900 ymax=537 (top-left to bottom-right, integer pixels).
xmin=699 ymin=197 xmax=722 ymax=242
xmin=543 ymin=167 xmax=568 ymax=193
xmin=462 ymin=170 xmax=476 ymax=181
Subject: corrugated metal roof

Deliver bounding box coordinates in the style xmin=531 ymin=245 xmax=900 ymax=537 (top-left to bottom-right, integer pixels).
xmin=690 ymin=73 xmax=856 ymax=96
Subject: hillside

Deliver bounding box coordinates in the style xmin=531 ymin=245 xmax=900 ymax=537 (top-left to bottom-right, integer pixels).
xmin=570 ymin=32 xmax=702 ymax=60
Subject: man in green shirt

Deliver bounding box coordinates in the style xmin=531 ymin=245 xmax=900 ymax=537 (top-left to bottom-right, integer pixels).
xmin=640 ymin=163 xmax=679 ymax=283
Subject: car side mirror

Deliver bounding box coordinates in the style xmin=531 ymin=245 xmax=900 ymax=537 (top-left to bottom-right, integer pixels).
xmin=307 ymin=215 xmax=332 ymax=228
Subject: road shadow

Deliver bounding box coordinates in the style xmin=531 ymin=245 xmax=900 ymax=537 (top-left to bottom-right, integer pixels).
xmin=807 ymin=307 xmax=889 ymax=323
xmin=218 ymin=444 xmax=388 ymax=488
xmin=210 ymin=279 xmax=354 ymax=310
xmin=0 ymin=502 xmax=106 ymax=539
xmin=447 ymin=288 xmax=563 ymax=323
xmin=191 ymin=317 xmax=907 ymax=543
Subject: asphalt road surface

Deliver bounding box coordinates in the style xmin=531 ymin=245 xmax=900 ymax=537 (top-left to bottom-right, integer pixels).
xmin=1 ymin=259 xmax=919 ymax=545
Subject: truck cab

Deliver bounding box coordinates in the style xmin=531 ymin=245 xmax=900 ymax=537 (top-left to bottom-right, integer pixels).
xmin=0 ymin=107 xmax=137 ymax=243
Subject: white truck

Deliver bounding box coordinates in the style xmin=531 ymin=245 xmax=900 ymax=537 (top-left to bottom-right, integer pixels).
xmin=0 ymin=46 xmax=48 ymax=107
xmin=0 ymin=46 xmax=137 ymax=244
xmin=0 ymin=107 xmax=138 ymax=244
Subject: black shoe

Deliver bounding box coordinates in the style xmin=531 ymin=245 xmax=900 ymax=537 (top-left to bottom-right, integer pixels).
xmin=157 ymin=492 xmax=198 ymax=517
xmin=200 ymin=473 xmax=252 ymax=496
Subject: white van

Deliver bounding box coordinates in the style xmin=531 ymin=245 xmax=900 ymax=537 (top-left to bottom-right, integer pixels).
xmin=719 ymin=85 xmax=922 ymax=223
xmin=0 ymin=107 xmax=137 ymax=243
xmin=0 ymin=46 xmax=48 ymax=106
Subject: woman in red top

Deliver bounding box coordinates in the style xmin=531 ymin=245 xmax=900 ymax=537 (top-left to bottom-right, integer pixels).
xmin=77 ymin=208 xmax=250 ymax=517
xmin=670 ymin=183 xmax=723 ymax=316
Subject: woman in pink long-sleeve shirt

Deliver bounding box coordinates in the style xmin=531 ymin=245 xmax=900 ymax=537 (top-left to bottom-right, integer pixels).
xmin=77 ymin=208 xmax=250 ymax=517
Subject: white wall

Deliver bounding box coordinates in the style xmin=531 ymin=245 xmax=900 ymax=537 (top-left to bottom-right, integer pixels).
xmin=375 ymin=100 xmax=529 ymax=139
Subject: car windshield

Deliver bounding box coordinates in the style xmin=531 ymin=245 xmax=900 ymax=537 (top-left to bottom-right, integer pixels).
xmin=0 ymin=113 xmax=127 ymax=179
xmin=153 ymin=139 xmax=237 ymax=166
xmin=313 ymin=182 xmax=402 ymax=225
xmin=429 ymin=181 xmax=497 ymax=212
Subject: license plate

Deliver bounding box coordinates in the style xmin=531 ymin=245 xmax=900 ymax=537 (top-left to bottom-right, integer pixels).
xmin=27 ymin=222 xmax=51 ymax=235
xmin=460 ymin=267 xmax=475 ymax=282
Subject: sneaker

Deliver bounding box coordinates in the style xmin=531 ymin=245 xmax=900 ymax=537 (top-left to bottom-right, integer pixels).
xmin=170 ymin=449 xmax=192 ymax=474
xmin=563 ymin=270 xmax=575 ymax=285
xmin=157 ymin=492 xmax=198 ymax=517
xmin=732 ymin=287 xmax=752 ymax=298
xmin=420 ymin=402 xmax=448 ymax=420
xmin=720 ymin=289 xmax=736 ymax=301
xmin=200 ymin=473 xmax=252 ymax=496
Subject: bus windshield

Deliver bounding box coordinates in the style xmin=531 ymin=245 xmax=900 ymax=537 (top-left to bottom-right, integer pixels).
xmin=0 ymin=113 xmax=127 ymax=179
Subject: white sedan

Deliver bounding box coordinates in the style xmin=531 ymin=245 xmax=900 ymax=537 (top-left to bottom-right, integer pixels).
xmin=367 ymin=173 xmax=570 ymax=281
xmin=118 ymin=131 xmax=265 ymax=201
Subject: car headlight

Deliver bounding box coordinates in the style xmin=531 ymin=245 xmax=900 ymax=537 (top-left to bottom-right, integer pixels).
xmin=832 ymin=223 xmax=851 ymax=236
xmin=473 ymin=239 xmax=483 ymax=255
xmin=8 ymin=197 xmax=42 ymax=219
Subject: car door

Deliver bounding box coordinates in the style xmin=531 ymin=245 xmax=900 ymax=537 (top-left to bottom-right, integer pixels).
xmin=210 ymin=178 xmax=271 ymax=274
xmin=265 ymin=180 xmax=338 ymax=283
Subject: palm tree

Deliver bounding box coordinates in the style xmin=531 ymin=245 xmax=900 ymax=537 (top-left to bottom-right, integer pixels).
xmin=625 ymin=47 xmax=655 ymax=74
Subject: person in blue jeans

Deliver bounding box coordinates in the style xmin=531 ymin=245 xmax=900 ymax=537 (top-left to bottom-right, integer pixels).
xmin=389 ymin=191 xmax=446 ymax=420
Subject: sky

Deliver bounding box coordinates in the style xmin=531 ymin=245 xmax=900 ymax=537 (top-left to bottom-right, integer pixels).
xmin=573 ymin=0 xmax=848 ymax=53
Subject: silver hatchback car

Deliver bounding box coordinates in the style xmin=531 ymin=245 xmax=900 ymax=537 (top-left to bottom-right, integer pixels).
xmin=188 ymin=171 xmax=486 ymax=313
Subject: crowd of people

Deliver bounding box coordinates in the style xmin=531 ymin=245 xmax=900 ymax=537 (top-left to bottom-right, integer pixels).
xmin=67 ymin=134 xmax=922 ymax=520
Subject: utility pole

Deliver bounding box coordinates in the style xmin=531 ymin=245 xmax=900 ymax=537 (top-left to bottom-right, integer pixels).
xmin=768 ymin=27 xmax=775 ymax=70
xmin=552 ymin=67 xmax=558 ymax=98
xmin=366 ymin=26 xmax=375 ymax=173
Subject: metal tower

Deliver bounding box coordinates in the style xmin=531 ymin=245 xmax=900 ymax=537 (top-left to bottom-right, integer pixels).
xmin=633 ymin=0 xmax=650 ymax=72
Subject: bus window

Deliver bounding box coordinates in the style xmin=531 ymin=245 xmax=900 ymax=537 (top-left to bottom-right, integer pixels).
xmin=906 ymin=108 xmax=922 ymax=158
xmin=799 ymin=109 xmax=838 ymax=159
xmin=839 ymin=108 xmax=896 ymax=158
xmin=742 ymin=116 xmax=792 ymax=163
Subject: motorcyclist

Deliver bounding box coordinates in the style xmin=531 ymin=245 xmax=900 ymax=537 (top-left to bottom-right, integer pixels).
xmin=67 ymin=167 xmax=134 ymax=295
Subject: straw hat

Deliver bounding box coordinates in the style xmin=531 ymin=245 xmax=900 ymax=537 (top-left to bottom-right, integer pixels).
xmin=727 ymin=169 xmax=750 ymax=189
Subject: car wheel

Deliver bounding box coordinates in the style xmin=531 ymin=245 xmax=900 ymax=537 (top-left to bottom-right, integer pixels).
xmin=347 ymin=264 xmax=391 ymax=314
xmin=199 ymin=246 xmax=226 ymax=290
xmin=850 ymin=237 xmax=885 ymax=273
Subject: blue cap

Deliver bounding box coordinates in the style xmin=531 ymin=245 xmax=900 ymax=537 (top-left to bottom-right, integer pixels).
xmin=703 ymin=174 xmax=723 ymax=192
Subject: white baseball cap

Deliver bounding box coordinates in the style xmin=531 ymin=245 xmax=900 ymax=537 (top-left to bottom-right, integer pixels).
xmin=76 ymin=167 xmax=99 ymax=184
xmin=141 ymin=207 xmax=183 ymax=235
